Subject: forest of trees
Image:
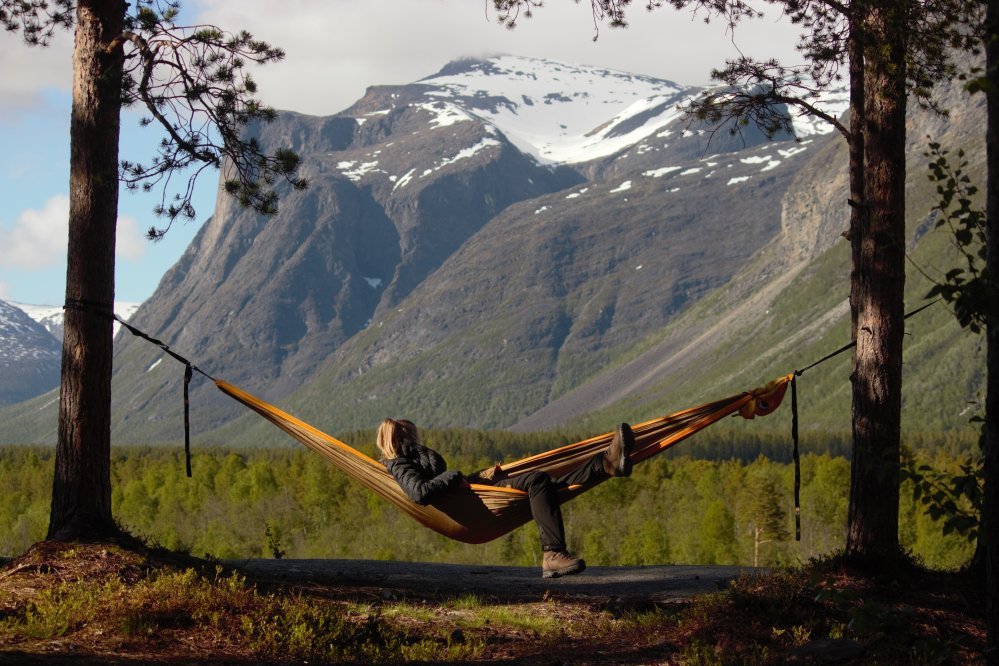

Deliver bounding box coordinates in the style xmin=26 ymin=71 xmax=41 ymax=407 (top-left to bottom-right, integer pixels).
xmin=0 ymin=433 xmax=977 ymax=571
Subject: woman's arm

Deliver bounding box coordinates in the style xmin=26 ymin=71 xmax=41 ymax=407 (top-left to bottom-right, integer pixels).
xmin=418 ymin=446 xmax=448 ymax=477
xmin=386 ymin=457 xmax=463 ymax=505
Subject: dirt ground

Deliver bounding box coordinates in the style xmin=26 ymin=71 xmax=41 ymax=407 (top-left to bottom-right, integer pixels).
xmin=230 ymin=557 xmax=753 ymax=604
xmin=1 ymin=543 xmax=985 ymax=664
xmin=0 ymin=543 xmax=756 ymax=664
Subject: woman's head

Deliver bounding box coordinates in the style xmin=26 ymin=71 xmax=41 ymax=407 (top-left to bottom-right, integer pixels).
xmin=376 ymin=418 xmax=419 ymax=459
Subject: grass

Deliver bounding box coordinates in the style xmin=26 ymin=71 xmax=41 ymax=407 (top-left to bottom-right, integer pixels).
xmin=0 ymin=541 xmax=986 ymax=664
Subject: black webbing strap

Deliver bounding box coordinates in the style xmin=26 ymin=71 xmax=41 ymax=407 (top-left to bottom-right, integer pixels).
xmin=63 ymin=298 xmax=214 ymax=478
xmin=184 ymin=364 xmax=193 ymax=477
xmin=113 ymin=317 xmax=214 ymax=478
xmin=791 ymin=375 xmax=800 ymax=541
xmin=788 ymin=298 xmax=939 ymax=542
xmin=795 ymin=299 xmax=939 ymax=376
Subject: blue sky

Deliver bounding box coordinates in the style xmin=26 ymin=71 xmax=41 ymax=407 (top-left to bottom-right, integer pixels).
xmin=0 ymin=0 xmax=798 ymax=307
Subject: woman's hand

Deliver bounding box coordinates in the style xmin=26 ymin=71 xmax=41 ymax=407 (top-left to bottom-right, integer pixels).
xmin=466 ymin=464 xmax=504 ymax=485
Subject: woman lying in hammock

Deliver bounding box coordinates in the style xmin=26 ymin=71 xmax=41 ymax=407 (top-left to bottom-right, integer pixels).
xmin=376 ymin=418 xmax=634 ymax=579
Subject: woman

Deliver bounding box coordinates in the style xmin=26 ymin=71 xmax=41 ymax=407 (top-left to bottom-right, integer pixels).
xmin=376 ymin=417 xmax=634 ymax=579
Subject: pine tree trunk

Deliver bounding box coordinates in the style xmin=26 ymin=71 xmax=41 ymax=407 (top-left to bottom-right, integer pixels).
xmin=845 ymin=4 xmax=907 ymax=560
xmin=47 ymin=0 xmax=126 ymax=541
xmin=984 ymin=0 xmax=998 ymax=660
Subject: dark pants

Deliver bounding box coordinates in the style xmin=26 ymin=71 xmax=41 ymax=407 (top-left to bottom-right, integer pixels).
xmin=496 ymin=453 xmax=608 ymax=551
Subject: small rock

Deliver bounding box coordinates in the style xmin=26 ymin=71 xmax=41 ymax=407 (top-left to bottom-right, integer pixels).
xmin=450 ymin=628 xmax=465 ymax=644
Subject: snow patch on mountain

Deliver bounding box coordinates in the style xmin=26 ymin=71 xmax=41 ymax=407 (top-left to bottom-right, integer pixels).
xmin=419 ymin=55 xmax=692 ymax=165
xmin=392 ymin=168 xmax=417 ymax=192
xmin=436 ymin=137 xmax=501 ymax=169
xmin=412 ymin=101 xmax=475 ymax=128
xmin=788 ymin=87 xmax=850 ymax=137
xmin=410 ymin=55 xmax=850 ymax=166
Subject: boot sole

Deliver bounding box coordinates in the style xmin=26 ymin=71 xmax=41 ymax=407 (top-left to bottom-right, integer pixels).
xmin=542 ymin=560 xmax=586 ymax=579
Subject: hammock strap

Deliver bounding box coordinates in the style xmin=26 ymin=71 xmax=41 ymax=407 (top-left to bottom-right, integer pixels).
xmin=184 ymin=364 xmax=193 ymax=478
xmin=791 ymin=374 xmax=800 ymax=541
xmin=795 ymin=299 xmax=939 ymax=376
xmin=788 ymin=298 xmax=938 ymax=541
xmin=63 ymin=298 xmax=212 ymax=476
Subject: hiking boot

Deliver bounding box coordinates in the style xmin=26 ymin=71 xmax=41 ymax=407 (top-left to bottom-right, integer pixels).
xmin=542 ymin=549 xmax=586 ymax=579
xmin=603 ymin=422 xmax=634 ymax=477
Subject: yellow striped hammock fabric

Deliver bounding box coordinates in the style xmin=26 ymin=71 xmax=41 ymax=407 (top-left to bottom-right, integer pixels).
xmin=216 ymin=374 xmax=794 ymax=545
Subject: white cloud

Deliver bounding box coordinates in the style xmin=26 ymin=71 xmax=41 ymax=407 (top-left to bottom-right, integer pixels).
xmin=0 ymin=31 xmax=73 ymax=121
xmin=115 ymin=215 xmax=146 ymax=262
xmin=0 ymin=2 xmax=798 ymax=121
xmin=191 ymin=0 xmax=799 ymax=116
xmin=0 ymin=195 xmax=68 ymax=269
xmin=0 ymin=195 xmax=146 ymax=271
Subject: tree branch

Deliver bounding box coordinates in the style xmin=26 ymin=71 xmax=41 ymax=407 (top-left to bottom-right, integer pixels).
xmin=109 ymin=2 xmax=306 ymax=237
xmin=0 ymin=0 xmax=74 ymax=45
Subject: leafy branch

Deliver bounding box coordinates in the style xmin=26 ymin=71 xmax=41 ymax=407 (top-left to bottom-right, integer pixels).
xmin=0 ymin=0 xmax=73 ymax=46
xmin=2 ymin=0 xmax=307 ymax=239
xmin=923 ymin=140 xmax=995 ymax=334
xmin=115 ymin=0 xmax=307 ymax=239
xmin=902 ymin=448 xmax=982 ymax=542
xmin=685 ymin=57 xmax=849 ymax=143
xmin=489 ymin=0 xmax=760 ymax=36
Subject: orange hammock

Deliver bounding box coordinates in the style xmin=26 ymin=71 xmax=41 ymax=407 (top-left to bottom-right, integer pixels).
xmin=216 ymin=374 xmax=793 ymax=545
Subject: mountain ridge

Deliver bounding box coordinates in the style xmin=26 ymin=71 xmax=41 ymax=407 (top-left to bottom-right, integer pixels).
xmin=0 ymin=54 xmax=983 ymax=447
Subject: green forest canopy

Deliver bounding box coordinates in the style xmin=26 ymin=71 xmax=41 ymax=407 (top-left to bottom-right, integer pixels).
xmin=1 ymin=428 xmax=978 ymax=571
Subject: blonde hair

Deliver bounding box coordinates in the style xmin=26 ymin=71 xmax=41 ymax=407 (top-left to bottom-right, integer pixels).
xmin=376 ymin=418 xmax=419 ymax=460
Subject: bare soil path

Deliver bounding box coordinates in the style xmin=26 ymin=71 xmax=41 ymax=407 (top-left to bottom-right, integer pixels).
xmin=230 ymin=558 xmax=756 ymax=604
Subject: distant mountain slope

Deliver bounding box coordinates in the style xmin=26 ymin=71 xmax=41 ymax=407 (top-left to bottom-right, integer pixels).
xmin=12 ymin=303 xmax=64 ymax=341
xmin=512 ymin=65 xmax=987 ymax=437
xmin=101 ymin=87 xmax=584 ymax=441
xmin=237 ymin=136 xmax=825 ymax=438
xmin=0 ymin=300 xmax=60 ymax=408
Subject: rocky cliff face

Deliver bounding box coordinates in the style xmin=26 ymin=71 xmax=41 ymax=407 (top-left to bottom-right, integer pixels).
xmin=107 ymin=64 xmax=590 ymax=439
xmin=510 ymin=58 xmax=987 ymax=435
xmin=1 ymin=55 xmax=846 ymax=442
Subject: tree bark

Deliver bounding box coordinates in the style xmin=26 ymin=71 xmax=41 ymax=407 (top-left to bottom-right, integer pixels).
xmin=48 ymin=0 xmax=126 ymax=541
xmin=845 ymin=3 xmax=907 ymax=560
xmin=984 ymin=1 xmax=998 ymax=661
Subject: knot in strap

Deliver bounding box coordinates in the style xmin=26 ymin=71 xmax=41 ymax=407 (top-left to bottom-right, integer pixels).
xmin=739 ymin=374 xmax=794 ymax=419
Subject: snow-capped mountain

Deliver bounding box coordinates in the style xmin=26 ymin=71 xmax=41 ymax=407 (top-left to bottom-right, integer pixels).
xmin=418 ymin=55 xmax=689 ymax=164
xmin=14 ymin=301 xmax=141 ymax=341
xmin=0 ymin=300 xmax=142 ymax=407
xmin=0 ymin=300 xmax=60 ymax=407
xmin=337 ymin=55 xmax=849 ymax=191
xmin=415 ymin=55 xmax=848 ymax=164
xmin=13 ymin=303 xmax=64 ymax=340
xmin=79 ymin=54 xmax=851 ymax=442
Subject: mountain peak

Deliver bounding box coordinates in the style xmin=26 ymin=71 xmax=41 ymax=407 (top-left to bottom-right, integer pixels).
xmin=422 ymin=55 xmax=509 ymax=79
xmin=414 ymin=54 xmax=689 ymax=165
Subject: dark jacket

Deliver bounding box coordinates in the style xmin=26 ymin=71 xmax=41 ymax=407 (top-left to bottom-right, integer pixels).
xmin=384 ymin=443 xmax=463 ymax=505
